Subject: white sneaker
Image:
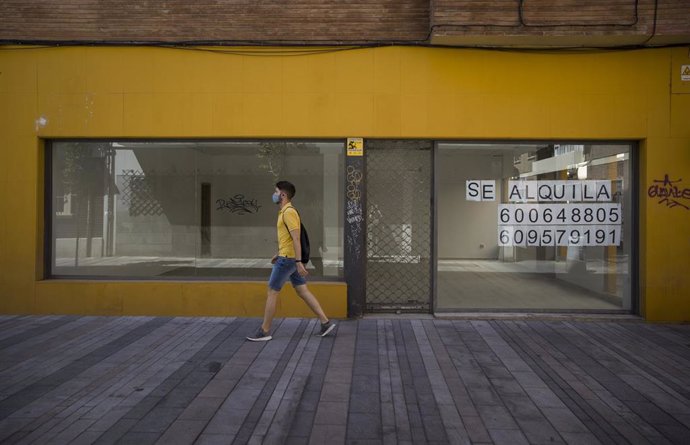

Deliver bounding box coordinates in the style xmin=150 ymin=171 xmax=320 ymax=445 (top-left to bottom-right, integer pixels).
xmin=246 ymin=328 xmax=272 ymax=342
xmin=319 ymin=321 xmax=336 ymax=337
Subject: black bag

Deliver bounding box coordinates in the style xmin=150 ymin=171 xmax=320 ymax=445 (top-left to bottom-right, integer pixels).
xmin=283 ymin=207 xmax=310 ymax=264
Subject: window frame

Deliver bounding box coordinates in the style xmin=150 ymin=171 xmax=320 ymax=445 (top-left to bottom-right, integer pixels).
xmin=431 ymin=139 xmax=639 ymax=315
xmin=44 ymin=138 xmax=347 ymax=282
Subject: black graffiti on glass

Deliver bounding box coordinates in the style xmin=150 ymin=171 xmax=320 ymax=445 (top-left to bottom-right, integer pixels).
xmin=648 ymin=175 xmax=690 ymax=210
xmin=216 ymin=195 xmax=262 ymax=214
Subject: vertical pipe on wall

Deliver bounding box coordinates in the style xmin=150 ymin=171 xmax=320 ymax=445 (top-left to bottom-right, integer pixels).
xmin=201 ymin=182 xmax=211 ymax=258
xmin=345 ymin=141 xmax=366 ymax=317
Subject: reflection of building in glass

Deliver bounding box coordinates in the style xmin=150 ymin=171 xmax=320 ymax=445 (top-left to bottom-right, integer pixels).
xmin=50 ymin=141 xmax=345 ymax=280
xmin=437 ymin=143 xmax=632 ymax=312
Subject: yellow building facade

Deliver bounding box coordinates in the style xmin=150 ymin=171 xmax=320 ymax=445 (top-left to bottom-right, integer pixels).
xmin=0 ymin=45 xmax=688 ymax=321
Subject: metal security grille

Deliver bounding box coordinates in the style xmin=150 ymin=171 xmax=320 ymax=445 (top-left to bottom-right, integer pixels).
xmin=119 ymin=170 xmax=164 ymax=217
xmin=365 ymin=141 xmax=432 ymax=313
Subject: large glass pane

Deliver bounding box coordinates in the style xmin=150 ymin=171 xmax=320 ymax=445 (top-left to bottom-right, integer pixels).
xmin=50 ymin=141 xmax=344 ymax=279
xmin=436 ymin=143 xmax=633 ymax=311
xmin=194 ymin=141 xmax=344 ymax=279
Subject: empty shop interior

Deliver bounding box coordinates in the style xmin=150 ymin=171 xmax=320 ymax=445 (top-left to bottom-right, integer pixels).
xmin=47 ymin=140 xmax=635 ymax=315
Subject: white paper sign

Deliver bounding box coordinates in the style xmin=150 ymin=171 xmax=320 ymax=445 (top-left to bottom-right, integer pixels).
xmin=498 ymin=225 xmax=621 ymax=247
xmin=497 ymin=180 xmax=621 ymax=246
xmin=498 ymin=204 xmax=622 ymax=225
xmin=466 ymin=180 xmax=496 ymax=201
xmin=507 ymin=180 xmax=612 ymax=202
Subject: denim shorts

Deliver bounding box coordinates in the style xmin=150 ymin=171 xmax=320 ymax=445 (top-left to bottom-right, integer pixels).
xmin=268 ymin=256 xmax=307 ymax=291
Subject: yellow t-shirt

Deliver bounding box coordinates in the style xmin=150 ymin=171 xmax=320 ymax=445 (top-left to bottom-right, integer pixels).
xmin=277 ymin=204 xmax=300 ymax=258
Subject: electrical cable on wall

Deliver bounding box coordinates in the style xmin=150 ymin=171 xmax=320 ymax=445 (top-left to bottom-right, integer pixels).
xmin=0 ymin=0 xmax=675 ymax=53
xmin=639 ymin=0 xmax=659 ymax=45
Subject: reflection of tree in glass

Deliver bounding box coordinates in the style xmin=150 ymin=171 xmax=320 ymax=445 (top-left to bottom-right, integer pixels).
xmin=258 ymin=141 xmax=287 ymax=179
xmin=58 ymin=143 xmax=116 ymax=263
xmin=60 ymin=143 xmax=112 ymax=197
xmin=258 ymin=142 xmax=316 ymax=178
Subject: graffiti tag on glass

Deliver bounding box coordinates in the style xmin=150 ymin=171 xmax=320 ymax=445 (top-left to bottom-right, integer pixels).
xmin=216 ymin=195 xmax=262 ymax=214
xmin=648 ymin=175 xmax=690 ymax=210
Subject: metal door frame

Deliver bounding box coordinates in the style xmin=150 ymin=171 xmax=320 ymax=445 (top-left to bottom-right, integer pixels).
xmin=363 ymin=139 xmax=434 ymax=314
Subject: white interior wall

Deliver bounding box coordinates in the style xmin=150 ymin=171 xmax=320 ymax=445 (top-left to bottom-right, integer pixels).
xmin=112 ymin=145 xmax=339 ymax=259
xmin=438 ymin=152 xmax=503 ymax=259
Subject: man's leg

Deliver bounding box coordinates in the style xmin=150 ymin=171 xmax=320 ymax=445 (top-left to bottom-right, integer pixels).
xmin=262 ymin=288 xmax=281 ymax=333
xmin=294 ymin=284 xmax=328 ymax=324
xmin=248 ymin=258 xmax=289 ymax=341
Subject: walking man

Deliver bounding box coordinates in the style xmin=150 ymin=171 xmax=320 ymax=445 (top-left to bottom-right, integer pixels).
xmin=247 ymin=181 xmax=336 ymax=341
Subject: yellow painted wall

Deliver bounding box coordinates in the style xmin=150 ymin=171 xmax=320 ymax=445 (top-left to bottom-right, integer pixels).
xmin=0 ymin=45 xmax=688 ymax=320
xmin=32 ymin=281 xmax=346 ymax=318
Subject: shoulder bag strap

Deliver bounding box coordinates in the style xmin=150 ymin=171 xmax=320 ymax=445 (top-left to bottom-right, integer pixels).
xmin=282 ymin=206 xmax=300 ymax=232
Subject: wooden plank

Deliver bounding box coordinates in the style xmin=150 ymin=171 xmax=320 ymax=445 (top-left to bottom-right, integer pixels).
xmin=0 ymin=316 xmax=686 ymax=444
xmin=494 ymin=321 xmax=628 ymax=444
xmin=0 ymin=317 xmax=137 ymax=394
xmin=413 ymin=320 xmax=471 ymax=444
xmin=383 ymin=319 xmax=412 ymax=443
xmin=252 ymin=320 xmax=320 ymax=443
xmin=309 ymin=318 xmax=356 ymax=444
xmin=523 ymin=321 xmax=669 ymax=444
xmin=376 ymin=320 xmax=397 ymax=445
xmin=27 ymin=318 xmax=221 ymax=444
xmin=346 ymin=319 xmax=382 ymax=442
xmin=575 ymin=323 xmax=690 ymax=398
xmin=285 ymin=325 xmax=336 ymax=442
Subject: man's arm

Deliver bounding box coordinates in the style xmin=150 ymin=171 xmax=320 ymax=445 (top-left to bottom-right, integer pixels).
xmin=290 ymin=228 xmax=308 ymax=276
xmin=290 ymin=228 xmax=301 ymax=260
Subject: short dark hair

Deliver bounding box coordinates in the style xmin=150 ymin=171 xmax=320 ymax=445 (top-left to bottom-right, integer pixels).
xmin=276 ymin=181 xmax=296 ymax=199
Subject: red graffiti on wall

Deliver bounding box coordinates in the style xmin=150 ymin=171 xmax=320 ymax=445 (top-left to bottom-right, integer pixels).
xmin=648 ymin=175 xmax=690 ymax=210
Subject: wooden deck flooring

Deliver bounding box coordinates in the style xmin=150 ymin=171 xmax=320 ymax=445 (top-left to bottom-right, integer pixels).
xmin=0 ymin=316 xmax=688 ymax=444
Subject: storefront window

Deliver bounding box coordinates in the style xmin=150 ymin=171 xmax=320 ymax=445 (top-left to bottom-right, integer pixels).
xmin=49 ymin=141 xmax=344 ymax=280
xmin=436 ymin=143 xmax=633 ymax=311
